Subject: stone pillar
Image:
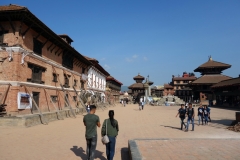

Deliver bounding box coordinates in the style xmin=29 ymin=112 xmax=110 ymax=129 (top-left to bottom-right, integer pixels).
xmin=145 ymin=88 xmax=148 ymax=97
xmin=148 ymin=86 xmax=151 ymax=96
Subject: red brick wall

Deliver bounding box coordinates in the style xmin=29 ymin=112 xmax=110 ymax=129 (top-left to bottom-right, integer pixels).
xmin=0 ymin=21 xmax=88 ymax=115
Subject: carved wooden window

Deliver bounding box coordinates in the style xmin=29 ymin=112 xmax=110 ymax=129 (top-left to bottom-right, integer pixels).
xmin=81 ymin=81 xmax=84 ymax=89
xmin=73 ymin=96 xmax=77 ymax=101
xmin=62 ymin=53 xmax=73 ymax=69
xmin=52 ymin=73 xmax=58 ymax=82
xmin=82 ymin=67 xmax=86 ymax=74
xmin=51 ymin=95 xmax=58 ymax=103
xmin=33 ymin=39 xmax=43 ymax=56
xmin=27 ymin=63 xmax=46 ymax=84
xmin=63 ymin=74 xmax=70 ymax=88
xmin=74 ymin=79 xmax=77 ymax=86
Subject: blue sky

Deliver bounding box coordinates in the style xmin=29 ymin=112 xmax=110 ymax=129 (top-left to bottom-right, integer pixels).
xmin=2 ymin=0 xmax=240 ymax=86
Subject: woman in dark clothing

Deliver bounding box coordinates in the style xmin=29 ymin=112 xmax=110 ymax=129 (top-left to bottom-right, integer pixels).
xmin=101 ymin=110 xmax=119 ymax=160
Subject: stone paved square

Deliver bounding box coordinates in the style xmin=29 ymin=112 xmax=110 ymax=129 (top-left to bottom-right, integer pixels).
xmin=0 ymin=104 xmax=240 ymax=160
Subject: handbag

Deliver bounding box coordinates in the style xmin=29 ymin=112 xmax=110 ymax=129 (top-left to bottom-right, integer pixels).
xmin=102 ymin=119 xmax=109 ymax=144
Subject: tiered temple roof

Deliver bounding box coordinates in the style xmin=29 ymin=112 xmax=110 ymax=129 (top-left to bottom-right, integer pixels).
xmin=191 ymin=57 xmax=232 ymax=85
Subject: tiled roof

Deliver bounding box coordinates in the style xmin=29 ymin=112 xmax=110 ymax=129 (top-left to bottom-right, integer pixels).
xmin=0 ymin=4 xmax=92 ymax=66
xmin=194 ymin=59 xmax=231 ymax=72
xmin=0 ymin=4 xmax=26 ymax=11
xmin=106 ymin=76 xmax=123 ymax=85
xmin=191 ymin=74 xmax=232 ymax=84
xmin=133 ymin=74 xmax=145 ymax=80
xmin=164 ymin=84 xmax=174 ymax=89
xmin=212 ymin=77 xmax=240 ymax=88
xmin=128 ymin=83 xmax=144 ymax=89
xmin=173 ymin=77 xmax=197 ymax=80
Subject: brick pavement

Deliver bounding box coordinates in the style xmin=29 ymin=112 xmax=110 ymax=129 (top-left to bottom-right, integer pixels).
xmin=136 ymin=139 xmax=240 ymax=160
xmin=0 ymin=104 xmax=240 ymax=160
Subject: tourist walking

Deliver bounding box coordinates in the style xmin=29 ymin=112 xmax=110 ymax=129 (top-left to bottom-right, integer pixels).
xmin=185 ymin=103 xmax=195 ymax=132
xmin=203 ymin=105 xmax=209 ymax=125
xmin=83 ymin=105 xmax=101 ymax=160
xmin=207 ymin=106 xmax=211 ymax=122
xmin=101 ymin=110 xmax=119 ymax=160
xmin=175 ymin=104 xmax=186 ymax=130
xmin=139 ymin=97 xmax=143 ymax=110
xmin=141 ymin=97 xmax=145 ymax=110
xmin=197 ymin=104 xmax=204 ymax=125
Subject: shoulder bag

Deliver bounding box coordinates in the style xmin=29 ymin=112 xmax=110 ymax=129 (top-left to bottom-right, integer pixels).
xmin=102 ymin=119 xmax=109 ymax=144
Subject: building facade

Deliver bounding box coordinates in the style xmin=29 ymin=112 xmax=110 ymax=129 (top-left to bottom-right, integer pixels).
xmin=0 ymin=5 xmax=91 ymax=116
xmin=84 ymin=56 xmax=110 ymax=97
xmin=106 ymin=76 xmax=123 ymax=102
xmin=172 ymin=72 xmax=197 ymax=102
xmin=212 ymin=76 xmax=240 ymax=107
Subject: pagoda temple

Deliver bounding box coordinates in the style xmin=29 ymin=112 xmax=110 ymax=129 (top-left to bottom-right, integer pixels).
xmin=128 ymin=74 xmax=153 ymax=103
xmin=190 ymin=56 xmax=232 ymax=103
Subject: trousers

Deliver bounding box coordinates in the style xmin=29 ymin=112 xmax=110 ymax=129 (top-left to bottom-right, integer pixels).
xmin=86 ymin=136 xmax=97 ymax=160
xmin=106 ymin=136 xmax=116 ymax=160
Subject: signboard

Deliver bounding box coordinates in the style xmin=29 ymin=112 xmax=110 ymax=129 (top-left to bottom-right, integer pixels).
xmin=17 ymin=92 xmax=32 ymax=109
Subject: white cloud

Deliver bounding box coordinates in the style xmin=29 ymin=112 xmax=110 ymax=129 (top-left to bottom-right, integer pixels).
xmin=104 ymin=64 xmax=110 ymax=70
xmin=143 ymin=57 xmax=148 ymax=61
xmin=132 ymin=54 xmax=138 ymax=59
xmin=125 ymin=54 xmax=138 ymax=62
xmin=101 ymin=58 xmax=106 ymax=61
xmin=125 ymin=58 xmax=132 ymax=62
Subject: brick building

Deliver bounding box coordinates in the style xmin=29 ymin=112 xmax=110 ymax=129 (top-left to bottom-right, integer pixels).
xmin=163 ymin=83 xmax=174 ymax=96
xmin=0 ymin=4 xmax=92 ymax=116
xmin=106 ymin=76 xmax=123 ymax=101
xmin=172 ymin=72 xmax=197 ymax=102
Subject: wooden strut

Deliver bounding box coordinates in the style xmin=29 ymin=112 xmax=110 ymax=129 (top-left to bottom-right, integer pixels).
xmin=71 ymin=73 xmax=83 ymax=105
xmin=0 ymin=84 xmax=11 ymax=105
xmin=56 ymin=90 xmax=75 ymax=117
xmin=23 ymin=85 xmax=48 ymax=125
xmin=62 ymin=71 xmax=82 ymax=110
xmin=52 ymin=66 xmax=76 ymax=118
xmin=43 ymin=88 xmax=64 ymax=120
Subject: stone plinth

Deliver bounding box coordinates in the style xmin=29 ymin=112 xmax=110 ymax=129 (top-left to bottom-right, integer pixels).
xmin=236 ymin=112 xmax=240 ymax=122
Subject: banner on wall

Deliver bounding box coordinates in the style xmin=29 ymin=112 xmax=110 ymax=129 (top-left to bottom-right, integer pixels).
xmin=17 ymin=92 xmax=32 ymax=109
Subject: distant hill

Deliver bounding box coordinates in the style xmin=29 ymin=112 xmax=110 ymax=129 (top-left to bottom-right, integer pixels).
xmin=121 ymin=86 xmax=129 ymax=92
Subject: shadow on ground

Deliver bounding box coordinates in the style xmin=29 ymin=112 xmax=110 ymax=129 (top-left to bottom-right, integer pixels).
xmin=210 ymin=119 xmax=233 ymax=126
xmin=70 ymin=146 xmax=107 ymax=160
xmin=121 ymin=147 xmax=130 ymax=160
xmin=160 ymin=125 xmax=181 ymax=130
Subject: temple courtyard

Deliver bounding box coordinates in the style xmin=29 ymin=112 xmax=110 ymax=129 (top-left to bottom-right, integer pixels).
xmin=0 ymin=104 xmax=240 ymax=160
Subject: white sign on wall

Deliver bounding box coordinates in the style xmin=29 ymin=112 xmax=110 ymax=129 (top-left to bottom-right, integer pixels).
xmin=17 ymin=92 xmax=32 ymax=109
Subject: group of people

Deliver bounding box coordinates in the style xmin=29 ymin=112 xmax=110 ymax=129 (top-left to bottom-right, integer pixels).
xmin=120 ymin=97 xmax=129 ymax=107
xmin=176 ymin=103 xmax=211 ymax=132
xmin=83 ymin=105 xmax=119 ymax=160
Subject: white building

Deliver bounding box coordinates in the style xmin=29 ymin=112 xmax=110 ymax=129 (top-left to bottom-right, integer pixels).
xmin=84 ymin=56 xmax=110 ymax=95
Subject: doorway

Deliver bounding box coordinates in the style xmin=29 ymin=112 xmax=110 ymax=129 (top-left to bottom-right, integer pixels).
xmin=32 ymin=92 xmax=40 ymax=111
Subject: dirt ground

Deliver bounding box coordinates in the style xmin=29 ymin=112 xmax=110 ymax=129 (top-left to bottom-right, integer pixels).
xmin=0 ymin=104 xmax=240 ymax=160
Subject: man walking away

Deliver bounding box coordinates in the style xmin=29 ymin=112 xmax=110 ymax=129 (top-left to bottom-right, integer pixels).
xmin=142 ymin=96 xmax=145 ymax=110
xmin=203 ymin=105 xmax=209 ymax=125
xmin=139 ymin=97 xmax=143 ymax=111
xmin=185 ymin=103 xmax=195 ymax=132
xmin=83 ymin=105 xmax=101 ymax=160
xmin=176 ymin=104 xmax=186 ymax=130
xmin=197 ymin=104 xmax=204 ymax=125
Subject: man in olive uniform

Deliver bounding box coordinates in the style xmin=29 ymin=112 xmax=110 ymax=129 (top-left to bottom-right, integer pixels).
xmin=83 ymin=105 xmax=101 ymax=160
